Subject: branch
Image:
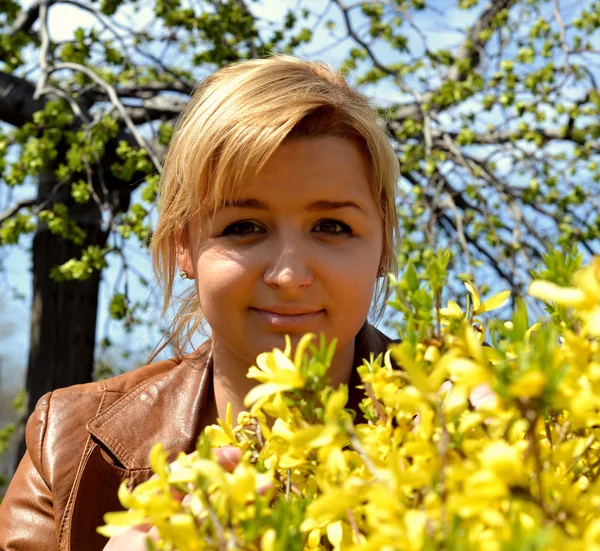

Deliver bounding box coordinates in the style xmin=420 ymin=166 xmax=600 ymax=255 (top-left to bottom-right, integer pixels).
xmin=34 ymin=0 xmax=51 ymax=100
xmin=385 ymin=0 xmax=520 ymax=126
xmin=48 ymin=63 xmax=163 ymax=174
xmin=432 ymin=127 xmax=600 ymax=152
xmin=0 ymin=198 xmax=39 ymax=225
xmin=0 ymin=70 xmax=92 ymax=126
xmin=92 ymin=82 xmax=194 ymax=99
xmin=9 ymin=0 xmax=49 ymax=36
xmin=123 ymin=107 xmax=181 ymax=125
xmin=552 ymin=0 xmax=570 ymax=66
xmin=116 ymin=97 xmax=186 ymax=124
xmin=447 ymin=0 xmax=519 ymax=83
xmin=332 ymin=0 xmax=398 ymax=79
xmin=438 ymin=211 xmax=513 ymax=284
xmin=442 ymin=192 xmax=473 ymax=273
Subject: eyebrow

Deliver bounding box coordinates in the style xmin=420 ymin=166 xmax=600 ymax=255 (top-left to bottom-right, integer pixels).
xmin=219 ymin=198 xmax=366 ymax=213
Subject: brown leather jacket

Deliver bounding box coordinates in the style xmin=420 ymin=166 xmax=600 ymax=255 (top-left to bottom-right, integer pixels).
xmin=0 ymin=323 xmax=395 ymax=551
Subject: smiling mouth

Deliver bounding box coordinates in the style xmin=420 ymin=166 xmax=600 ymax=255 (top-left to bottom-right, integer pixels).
xmin=250 ymin=308 xmax=325 ymax=327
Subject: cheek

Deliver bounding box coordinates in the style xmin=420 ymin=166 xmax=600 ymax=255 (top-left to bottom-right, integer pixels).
xmin=319 ymin=248 xmax=380 ymax=324
xmin=322 ymin=243 xmax=380 ymax=289
xmin=194 ymin=253 xmax=256 ymax=310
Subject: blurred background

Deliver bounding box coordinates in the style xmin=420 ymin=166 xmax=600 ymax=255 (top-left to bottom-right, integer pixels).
xmin=1 ymin=0 xmax=599 ymax=491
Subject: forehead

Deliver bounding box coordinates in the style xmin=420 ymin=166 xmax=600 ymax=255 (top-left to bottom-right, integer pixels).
xmin=231 ymin=137 xmax=375 ymax=206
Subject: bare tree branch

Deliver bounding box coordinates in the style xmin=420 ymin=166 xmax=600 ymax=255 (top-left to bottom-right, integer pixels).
xmin=34 ymin=0 xmax=51 ymax=100
xmin=48 ymin=63 xmax=164 ymax=174
xmin=9 ymin=0 xmax=46 ymax=36
xmin=0 ymin=198 xmax=39 ymax=225
xmin=447 ymin=0 xmax=519 ymax=83
xmin=91 ymin=82 xmax=194 ymax=99
xmin=332 ymin=0 xmax=399 ymax=79
xmin=431 ymin=127 xmax=600 ymax=151
xmin=438 ymin=211 xmax=513 ymax=284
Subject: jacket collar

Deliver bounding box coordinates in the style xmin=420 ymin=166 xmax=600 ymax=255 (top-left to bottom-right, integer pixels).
xmin=88 ymin=323 xmax=395 ymax=470
xmin=88 ymin=340 xmax=214 ymax=470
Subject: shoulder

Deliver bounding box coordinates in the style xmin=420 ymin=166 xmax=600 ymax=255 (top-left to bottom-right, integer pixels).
xmin=52 ymin=357 xmax=181 ymax=399
xmin=25 ymin=357 xmax=182 ymax=480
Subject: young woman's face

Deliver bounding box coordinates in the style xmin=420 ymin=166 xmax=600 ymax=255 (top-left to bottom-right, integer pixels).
xmin=178 ymin=136 xmax=384 ymax=369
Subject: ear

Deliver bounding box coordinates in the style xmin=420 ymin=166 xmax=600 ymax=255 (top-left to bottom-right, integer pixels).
xmin=175 ymin=225 xmax=195 ymax=279
xmin=377 ymin=254 xmax=387 ymax=278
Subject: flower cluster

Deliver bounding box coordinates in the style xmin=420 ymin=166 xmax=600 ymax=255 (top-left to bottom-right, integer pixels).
xmin=99 ymin=249 xmax=600 ymax=550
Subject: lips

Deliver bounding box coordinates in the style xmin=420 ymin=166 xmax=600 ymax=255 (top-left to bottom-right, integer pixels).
xmin=250 ymin=307 xmax=325 ymax=328
xmin=254 ymin=306 xmax=322 ymax=316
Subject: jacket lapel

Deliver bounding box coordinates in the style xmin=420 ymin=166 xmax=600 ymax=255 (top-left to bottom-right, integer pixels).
xmin=87 ymin=341 xmax=213 ymax=470
xmin=66 ymin=342 xmax=214 ymax=550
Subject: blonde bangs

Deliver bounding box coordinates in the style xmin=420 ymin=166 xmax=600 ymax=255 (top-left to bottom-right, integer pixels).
xmin=150 ymin=55 xmax=399 ymax=361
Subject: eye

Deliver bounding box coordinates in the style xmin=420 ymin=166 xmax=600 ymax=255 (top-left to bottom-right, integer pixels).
xmin=222 ymin=220 xmax=266 ymax=236
xmin=313 ymin=219 xmax=353 ymax=235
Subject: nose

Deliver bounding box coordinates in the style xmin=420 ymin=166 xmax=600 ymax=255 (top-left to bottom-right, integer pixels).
xmin=263 ymin=234 xmax=314 ymax=292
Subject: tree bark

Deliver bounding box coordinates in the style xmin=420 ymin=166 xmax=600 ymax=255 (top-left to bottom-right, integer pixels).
xmin=17 ymin=169 xmax=108 ymax=461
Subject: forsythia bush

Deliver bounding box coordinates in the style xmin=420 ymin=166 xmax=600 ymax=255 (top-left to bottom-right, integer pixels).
xmin=99 ymin=249 xmax=600 ymax=551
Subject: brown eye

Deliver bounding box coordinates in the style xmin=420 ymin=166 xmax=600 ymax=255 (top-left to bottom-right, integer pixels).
xmin=222 ymin=221 xmax=265 ymax=236
xmin=313 ymin=219 xmax=352 ymax=235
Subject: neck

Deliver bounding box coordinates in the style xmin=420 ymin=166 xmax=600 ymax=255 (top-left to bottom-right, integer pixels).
xmin=210 ymin=337 xmax=356 ymax=423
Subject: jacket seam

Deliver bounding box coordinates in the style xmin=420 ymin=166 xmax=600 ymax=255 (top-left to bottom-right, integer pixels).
xmin=98 ymin=434 xmax=135 ymax=466
xmin=58 ymin=390 xmax=109 ymax=550
xmin=38 ymin=391 xmax=52 ymax=485
xmin=92 ymin=375 xmax=167 ymax=427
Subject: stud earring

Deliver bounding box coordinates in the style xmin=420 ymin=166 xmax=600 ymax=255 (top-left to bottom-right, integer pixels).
xmin=179 ymin=270 xmax=189 ymax=280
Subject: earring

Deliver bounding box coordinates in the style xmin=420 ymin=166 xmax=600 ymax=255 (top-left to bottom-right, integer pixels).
xmin=179 ymin=270 xmax=189 ymax=280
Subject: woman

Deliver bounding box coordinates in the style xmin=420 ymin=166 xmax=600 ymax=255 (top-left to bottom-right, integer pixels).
xmin=0 ymin=55 xmax=399 ymax=550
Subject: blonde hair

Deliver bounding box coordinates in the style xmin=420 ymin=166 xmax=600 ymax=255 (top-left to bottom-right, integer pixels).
xmin=150 ymin=55 xmax=399 ymax=361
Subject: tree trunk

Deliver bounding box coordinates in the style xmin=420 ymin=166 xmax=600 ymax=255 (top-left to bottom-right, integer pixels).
xmin=17 ymin=169 xmax=108 ymax=462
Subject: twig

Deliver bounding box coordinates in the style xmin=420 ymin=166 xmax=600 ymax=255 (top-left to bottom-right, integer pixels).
xmin=200 ymin=492 xmax=229 ymax=551
xmin=48 ymin=62 xmax=163 ymax=174
xmin=422 ymin=111 xmax=432 ymax=159
xmin=37 ymin=84 xmax=91 ymax=124
xmin=59 ymin=0 xmax=131 ymax=55
xmin=0 ymin=197 xmax=38 ymax=224
xmin=552 ymin=0 xmax=570 ymax=67
xmin=442 ymin=192 xmax=473 ymax=274
xmin=346 ymin=507 xmax=361 ymax=543
xmin=33 ymin=0 xmax=51 ymax=100
xmin=434 ymin=405 xmax=450 ymax=539
xmin=364 ymin=382 xmax=388 ymax=423
xmin=344 ymin=420 xmax=383 ymax=483
xmin=255 ymin=419 xmax=265 ymax=448
xmin=332 ymin=0 xmax=398 ymax=79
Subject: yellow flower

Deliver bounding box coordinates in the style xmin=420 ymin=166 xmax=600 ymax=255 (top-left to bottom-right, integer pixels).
xmin=157 ymin=513 xmax=202 ymax=551
xmin=440 ymin=299 xmax=464 ymax=320
xmin=404 ymin=510 xmax=428 ymax=551
xmin=447 ymin=356 xmax=490 ymax=390
xmin=204 ymin=402 xmax=237 ymax=446
xmin=508 ymin=370 xmax=547 ymax=399
xmin=301 ymin=480 xmax=366 ymax=531
xmin=528 ymin=280 xmax=595 ymax=309
xmin=478 ymin=441 xmax=525 ymax=487
xmin=465 ymin=281 xmax=511 ymax=315
xmin=244 ymin=334 xmax=313 ymax=407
